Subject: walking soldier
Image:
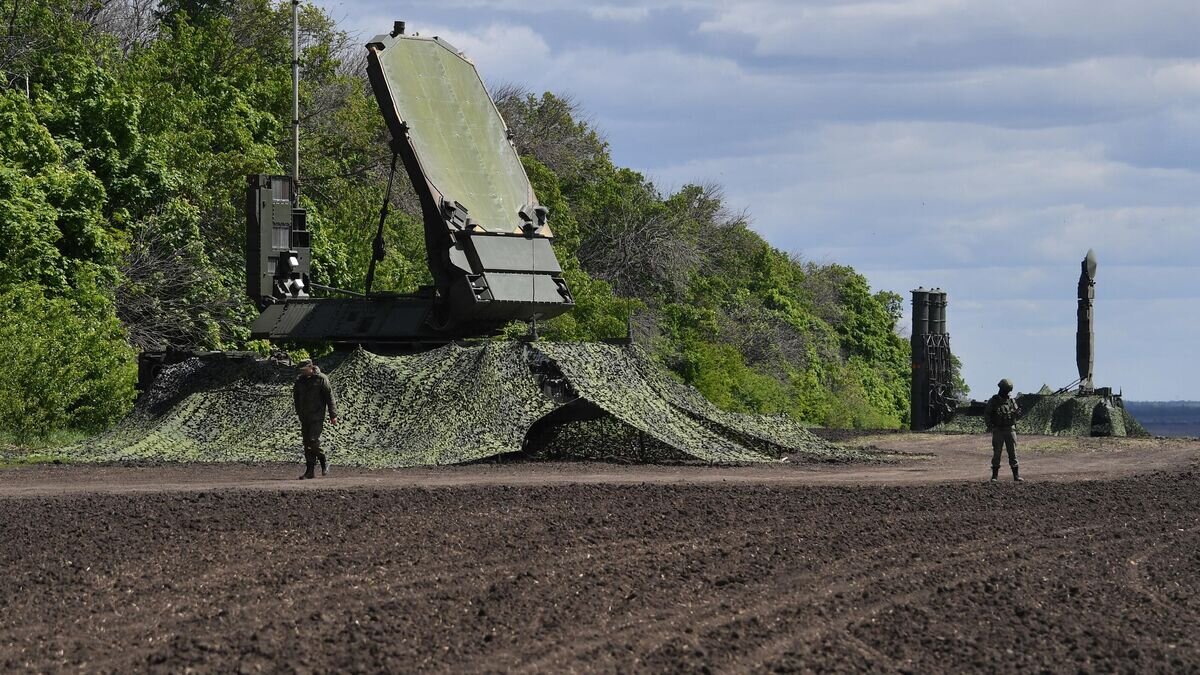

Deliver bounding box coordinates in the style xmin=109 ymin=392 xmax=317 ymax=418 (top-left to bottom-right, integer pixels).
xmin=294 ymin=360 xmax=338 ymax=479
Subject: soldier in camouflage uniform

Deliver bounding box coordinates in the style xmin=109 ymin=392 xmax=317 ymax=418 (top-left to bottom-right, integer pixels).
xmin=984 ymin=378 xmax=1023 ymax=482
xmin=294 ymin=360 xmax=338 ymax=479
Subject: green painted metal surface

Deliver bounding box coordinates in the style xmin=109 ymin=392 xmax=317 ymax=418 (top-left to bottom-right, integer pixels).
xmin=373 ymin=36 xmax=533 ymax=230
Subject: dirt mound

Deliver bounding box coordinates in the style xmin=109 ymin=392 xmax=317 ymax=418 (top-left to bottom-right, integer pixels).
xmin=69 ymin=342 xmax=850 ymax=467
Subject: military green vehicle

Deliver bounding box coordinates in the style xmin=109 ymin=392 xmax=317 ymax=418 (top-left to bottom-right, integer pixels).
xmin=247 ymin=21 xmax=573 ymax=347
xmin=138 ymin=20 xmax=575 ymax=389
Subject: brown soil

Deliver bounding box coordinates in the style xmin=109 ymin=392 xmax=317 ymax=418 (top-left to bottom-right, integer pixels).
xmin=2 ymin=434 xmax=1198 ymax=672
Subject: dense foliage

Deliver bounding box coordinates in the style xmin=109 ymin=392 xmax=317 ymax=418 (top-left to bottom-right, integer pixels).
xmin=0 ymin=0 xmax=912 ymax=439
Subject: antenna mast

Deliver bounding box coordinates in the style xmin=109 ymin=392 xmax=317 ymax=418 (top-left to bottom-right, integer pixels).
xmin=291 ymin=0 xmax=300 ymax=201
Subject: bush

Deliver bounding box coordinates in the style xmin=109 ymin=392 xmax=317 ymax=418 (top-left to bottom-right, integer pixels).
xmin=678 ymin=341 xmax=791 ymax=415
xmin=823 ymin=362 xmax=903 ymax=429
xmin=0 ymin=279 xmax=136 ymax=442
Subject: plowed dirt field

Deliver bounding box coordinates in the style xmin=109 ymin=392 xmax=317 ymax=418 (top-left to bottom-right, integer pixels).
xmin=2 ymin=434 xmax=1198 ymax=673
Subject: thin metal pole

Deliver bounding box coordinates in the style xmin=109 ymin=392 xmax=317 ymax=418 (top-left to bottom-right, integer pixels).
xmin=291 ymin=0 xmax=300 ymax=201
xmin=364 ymin=151 xmax=400 ymax=296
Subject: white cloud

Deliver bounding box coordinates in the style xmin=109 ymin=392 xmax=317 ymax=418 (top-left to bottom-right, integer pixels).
xmin=698 ymin=0 xmax=1200 ymax=62
xmin=587 ymin=5 xmax=650 ymax=22
xmin=415 ymin=23 xmax=552 ymax=84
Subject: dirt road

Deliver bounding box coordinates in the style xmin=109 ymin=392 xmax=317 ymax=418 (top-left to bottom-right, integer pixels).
xmin=1 ymin=434 xmax=1197 ymax=672
xmin=4 ymin=433 xmax=1195 ymax=498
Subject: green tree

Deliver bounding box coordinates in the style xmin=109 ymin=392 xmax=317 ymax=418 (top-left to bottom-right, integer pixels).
xmin=0 ymin=281 xmax=136 ymax=441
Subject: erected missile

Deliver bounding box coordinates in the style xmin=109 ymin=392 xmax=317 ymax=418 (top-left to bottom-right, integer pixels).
xmin=1076 ymin=249 xmax=1097 ymax=392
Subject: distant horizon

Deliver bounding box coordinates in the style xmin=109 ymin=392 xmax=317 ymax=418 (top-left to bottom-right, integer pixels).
xmin=979 ymin=392 xmax=1200 ymax=403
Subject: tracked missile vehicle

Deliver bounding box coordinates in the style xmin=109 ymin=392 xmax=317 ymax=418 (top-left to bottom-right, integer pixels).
xmin=248 ymin=21 xmax=573 ymax=347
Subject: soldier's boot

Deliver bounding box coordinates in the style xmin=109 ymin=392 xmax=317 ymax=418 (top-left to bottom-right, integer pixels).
xmin=318 ymin=453 xmax=328 ymax=476
xmin=990 ymin=466 xmax=999 ymax=482
xmin=1012 ymin=466 xmax=1023 ymax=482
xmin=299 ymin=461 xmax=316 ymax=480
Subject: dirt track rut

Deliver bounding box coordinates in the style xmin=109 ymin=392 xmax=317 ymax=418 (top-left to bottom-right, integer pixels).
xmin=2 ymin=466 xmax=1198 ymax=672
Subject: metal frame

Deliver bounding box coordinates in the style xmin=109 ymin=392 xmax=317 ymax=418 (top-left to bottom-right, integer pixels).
xmin=921 ymin=333 xmax=954 ymax=427
xmin=910 ymin=288 xmax=954 ymax=430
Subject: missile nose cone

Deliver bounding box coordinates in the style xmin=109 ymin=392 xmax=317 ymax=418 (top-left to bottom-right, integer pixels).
xmin=1084 ymin=249 xmax=1097 ymax=278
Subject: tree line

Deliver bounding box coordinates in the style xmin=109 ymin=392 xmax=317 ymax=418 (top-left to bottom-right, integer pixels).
xmin=0 ymin=0 xmax=913 ymax=442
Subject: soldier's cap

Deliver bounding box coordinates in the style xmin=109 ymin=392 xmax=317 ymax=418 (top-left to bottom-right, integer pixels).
xmin=298 ymin=359 xmax=314 ymax=369
xmin=998 ymin=378 xmax=1014 ymax=391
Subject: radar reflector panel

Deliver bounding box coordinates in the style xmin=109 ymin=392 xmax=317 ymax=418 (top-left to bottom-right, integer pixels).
xmin=367 ymin=26 xmax=571 ymax=329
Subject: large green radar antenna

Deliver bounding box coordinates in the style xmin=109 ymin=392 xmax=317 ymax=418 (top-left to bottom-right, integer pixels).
xmin=246 ymin=20 xmax=574 ymax=345
xmin=366 ymin=22 xmax=572 ymax=330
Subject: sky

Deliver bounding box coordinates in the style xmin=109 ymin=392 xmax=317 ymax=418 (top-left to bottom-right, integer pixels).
xmin=313 ymin=0 xmax=1200 ymax=401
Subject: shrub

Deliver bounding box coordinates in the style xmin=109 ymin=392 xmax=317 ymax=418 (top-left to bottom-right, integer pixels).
xmin=0 ymin=279 xmax=136 ymax=442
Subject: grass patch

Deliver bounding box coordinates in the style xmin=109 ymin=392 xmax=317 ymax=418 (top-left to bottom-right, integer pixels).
xmin=1020 ymin=436 xmax=1167 ymax=454
xmin=0 ymin=428 xmax=86 ymax=467
xmin=0 ymin=453 xmax=67 ymax=468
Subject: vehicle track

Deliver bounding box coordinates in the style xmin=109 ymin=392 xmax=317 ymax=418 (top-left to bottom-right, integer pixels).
xmin=1123 ymin=525 xmax=1200 ymax=618
xmin=530 ymin=523 xmax=1104 ymax=672
xmin=721 ymin=525 xmax=1163 ymax=672
xmin=1 ymin=469 xmax=1197 ymax=672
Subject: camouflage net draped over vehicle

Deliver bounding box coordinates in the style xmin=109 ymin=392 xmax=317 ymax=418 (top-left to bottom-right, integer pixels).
xmin=532 ymin=342 xmax=861 ymax=462
xmin=933 ymin=393 xmax=1150 ymax=438
xmin=70 ymin=342 xmax=852 ymax=467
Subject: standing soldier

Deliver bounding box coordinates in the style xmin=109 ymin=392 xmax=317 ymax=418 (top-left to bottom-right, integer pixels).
xmin=293 ymin=359 xmax=338 ymax=479
xmin=985 ymin=378 xmax=1022 ymax=482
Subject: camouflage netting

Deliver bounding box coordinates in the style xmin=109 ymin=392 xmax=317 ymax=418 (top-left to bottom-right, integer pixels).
xmin=933 ymin=393 xmax=1150 ymax=438
xmin=69 ymin=342 xmax=854 ymax=467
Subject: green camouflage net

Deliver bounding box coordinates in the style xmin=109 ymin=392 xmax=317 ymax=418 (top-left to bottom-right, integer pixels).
xmin=933 ymin=393 xmax=1150 ymax=438
xmin=69 ymin=342 xmax=851 ymax=467
xmin=533 ymin=342 xmax=863 ymax=461
xmin=525 ymin=417 xmax=694 ymax=463
xmin=530 ymin=343 xmax=768 ymax=463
